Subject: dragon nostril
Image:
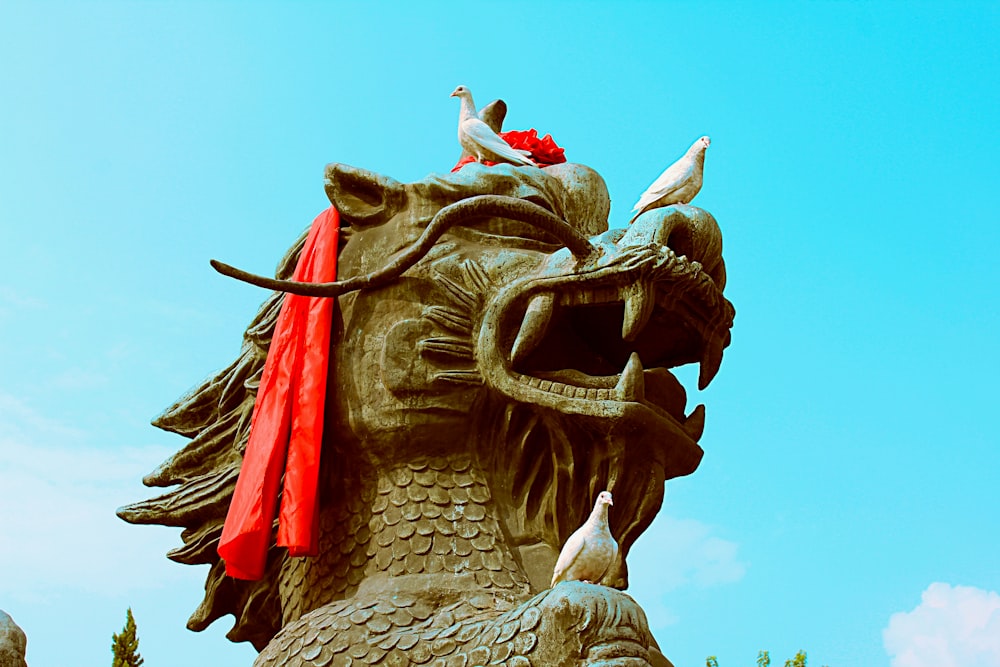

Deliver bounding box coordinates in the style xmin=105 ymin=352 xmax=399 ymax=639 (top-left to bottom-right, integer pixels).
xmin=664 ymin=228 xmax=695 ymax=262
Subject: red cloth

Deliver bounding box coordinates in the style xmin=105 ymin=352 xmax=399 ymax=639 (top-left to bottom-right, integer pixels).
xmin=218 ymin=207 xmax=340 ymax=580
xmin=452 ymin=128 xmax=567 ymax=172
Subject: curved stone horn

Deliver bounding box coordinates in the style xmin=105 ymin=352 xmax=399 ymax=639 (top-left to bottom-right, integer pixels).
xmin=210 ymin=195 xmax=598 ymax=297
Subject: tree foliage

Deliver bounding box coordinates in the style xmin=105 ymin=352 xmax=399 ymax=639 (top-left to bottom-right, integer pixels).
xmin=111 ymin=608 xmax=144 ymax=667
xmin=706 ymin=650 xmax=816 ymax=667
xmin=783 ymin=651 xmax=807 ymax=667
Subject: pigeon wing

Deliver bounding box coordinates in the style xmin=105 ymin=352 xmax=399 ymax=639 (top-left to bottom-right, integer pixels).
xmin=593 ymin=538 xmax=619 ymax=584
xmin=462 ymin=118 xmax=535 ymax=166
xmin=551 ymin=527 xmax=587 ymax=586
xmin=632 ymin=160 xmax=692 ymax=212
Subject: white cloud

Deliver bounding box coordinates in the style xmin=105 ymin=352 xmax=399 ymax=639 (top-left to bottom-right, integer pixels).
xmin=46 ymin=367 xmax=111 ymax=390
xmin=0 ymin=393 xmax=183 ymax=600
xmin=0 ymin=285 xmax=45 ymax=321
xmin=632 ymin=515 xmax=747 ymax=590
xmin=626 ymin=514 xmax=746 ymax=630
xmin=884 ymin=582 xmax=1000 ymax=667
xmin=0 ymin=285 xmax=45 ymax=309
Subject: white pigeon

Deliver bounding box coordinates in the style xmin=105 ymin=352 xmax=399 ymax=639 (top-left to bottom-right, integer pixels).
xmin=451 ymin=85 xmax=535 ymax=168
xmin=629 ymin=135 xmax=711 ymax=223
xmin=551 ymin=490 xmax=619 ymax=587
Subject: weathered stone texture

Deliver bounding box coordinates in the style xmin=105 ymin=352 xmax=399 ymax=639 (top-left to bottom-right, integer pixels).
xmin=119 ymin=102 xmax=733 ymax=666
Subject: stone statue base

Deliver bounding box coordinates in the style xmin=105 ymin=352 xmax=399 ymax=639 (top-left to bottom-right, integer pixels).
xmin=259 ymin=580 xmax=660 ymax=667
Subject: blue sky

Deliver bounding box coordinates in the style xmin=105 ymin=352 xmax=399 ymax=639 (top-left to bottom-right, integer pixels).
xmin=1 ymin=2 xmax=997 ymax=666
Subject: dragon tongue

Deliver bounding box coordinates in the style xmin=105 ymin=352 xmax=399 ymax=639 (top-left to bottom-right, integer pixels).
xmin=622 ymin=282 xmax=654 ymax=342
xmin=614 ymin=352 xmax=645 ymax=401
xmin=511 ymin=293 xmax=555 ymax=366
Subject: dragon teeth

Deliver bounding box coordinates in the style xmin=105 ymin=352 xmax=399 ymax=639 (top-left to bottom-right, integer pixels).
xmin=516 ymin=353 xmax=647 ymax=403
xmin=613 ymin=352 xmax=645 ymax=402
xmin=682 ymin=404 xmax=706 ymax=440
xmin=621 ymin=282 xmax=654 ymax=342
xmin=511 ymin=293 xmax=555 ymax=366
xmin=514 ymin=374 xmax=574 ymax=398
xmin=698 ymin=336 xmax=724 ymax=390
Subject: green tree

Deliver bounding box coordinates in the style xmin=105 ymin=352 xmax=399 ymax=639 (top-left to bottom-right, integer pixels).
xmin=706 ymin=650 xmax=821 ymax=667
xmin=111 ymin=608 xmax=144 ymax=667
xmin=784 ymin=651 xmax=807 ymax=667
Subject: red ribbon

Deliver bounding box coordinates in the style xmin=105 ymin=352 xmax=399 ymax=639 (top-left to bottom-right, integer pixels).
xmin=218 ymin=207 xmax=340 ymax=580
xmin=451 ymin=128 xmax=567 ymax=172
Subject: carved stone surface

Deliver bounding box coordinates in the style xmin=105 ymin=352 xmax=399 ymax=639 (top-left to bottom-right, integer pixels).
xmin=0 ymin=610 xmax=27 ymax=667
xmin=258 ymin=581 xmax=657 ymax=667
xmin=119 ymin=111 xmax=734 ymax=666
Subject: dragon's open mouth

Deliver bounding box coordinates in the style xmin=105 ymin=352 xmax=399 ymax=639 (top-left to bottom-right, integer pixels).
xmin=485 ymin=246 xmax=733 ymax=442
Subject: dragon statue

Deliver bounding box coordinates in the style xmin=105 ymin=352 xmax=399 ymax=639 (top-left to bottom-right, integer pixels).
xmin=119 ymin=101 xmax=734 ymax=667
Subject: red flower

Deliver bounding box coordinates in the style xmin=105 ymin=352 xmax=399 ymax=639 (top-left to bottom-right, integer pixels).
xmin=452 ymin=128 xmax=567 ymax=172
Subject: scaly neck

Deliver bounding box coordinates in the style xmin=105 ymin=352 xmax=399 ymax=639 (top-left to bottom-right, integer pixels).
xmin=278 ymin=453 xmax=532 ymax=625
